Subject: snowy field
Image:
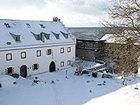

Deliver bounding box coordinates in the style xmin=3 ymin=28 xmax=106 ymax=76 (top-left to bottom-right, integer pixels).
xmin=0 ymin=67 xmax=140 ymax=105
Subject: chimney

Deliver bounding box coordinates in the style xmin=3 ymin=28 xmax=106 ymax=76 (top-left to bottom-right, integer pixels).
xmin=53 ymin=17 xmax=61 ymax=22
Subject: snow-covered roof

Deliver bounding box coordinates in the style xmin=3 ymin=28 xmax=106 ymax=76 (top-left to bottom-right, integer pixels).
xmin=101 ymin=34 xmax=140 ymax=45
xmin=101 ymin=34 xmax=126 ymax=43
xmin=0 ymin=19 xmax=76 ymax=50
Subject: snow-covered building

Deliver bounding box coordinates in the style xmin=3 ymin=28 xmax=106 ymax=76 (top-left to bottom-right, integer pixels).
xmin=0 ymin=18 xmax=76 ymax=77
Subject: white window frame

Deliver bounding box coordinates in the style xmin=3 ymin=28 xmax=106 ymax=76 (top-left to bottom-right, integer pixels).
xmin=60 ymin=48 xmax=64 ymax=53
xmin=67 ymin=47 xmax=71 ymax=52
xmin=6 ymin=53 xmax=12 ymax=61
xmin=67 ymin=60 xmax=71 ymax=66
xmin=21 ymin=52 xmax=26 ymax=59
xmin=60 ymin=61 xmax=64 ymax=67
xmin=37 ymin=50 xmax=41 ymax=57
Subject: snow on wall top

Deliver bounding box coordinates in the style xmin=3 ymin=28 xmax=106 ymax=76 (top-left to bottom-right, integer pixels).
xmin=101 ymin=32 xmax=140 ymax=44
xmin=101 ymin=34 xmax=126 ymax=43
xmin=0 ymin=19 xmax=76 ymax=50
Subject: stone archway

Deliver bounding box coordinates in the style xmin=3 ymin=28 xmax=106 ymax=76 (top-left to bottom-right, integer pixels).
xmin=49 ymin=61 xmax=56 ymax=72
xmin=20 ymin=65 xmax=27 ymax=78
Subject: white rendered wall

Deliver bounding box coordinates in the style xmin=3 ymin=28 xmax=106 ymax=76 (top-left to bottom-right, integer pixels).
xmin=0 ymin=44 xmax=75 ymax=76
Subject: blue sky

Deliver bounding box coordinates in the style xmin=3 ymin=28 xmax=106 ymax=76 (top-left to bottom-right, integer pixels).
xmin=0 ymin=0 xmax=110 ymax=27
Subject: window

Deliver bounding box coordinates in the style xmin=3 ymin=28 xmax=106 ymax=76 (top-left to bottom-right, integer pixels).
xmin=31 ymin=32 xmax=45 ymax=42
xmin=31 ymin=32 xmax=41 ymax=40
xmin=32 ymin=64 xmax=39 ymax=70
xmin=52 ymin=32 xmax=59 ymax=39
xmin=44 ymin=34 xmax=50 ymax=40
xmin=21 ymin=52 xmax=26 ymax=59
xmin=60 ymin=61 xmax=64 ymax=67
xmin=40 ymin=32 xmax=50 ymax=40
xmin=67 ymin=60 xmax=71 ymax=66
xmin=67 ymin=47 xmax=71 ymax=52
xmin=37 ymin=50 xmax=41 ymax=57
xmin=15 ymin=36 xmax=20 ymax=42
xmin=61 ymin=31 xmax=68 ymax=39
xmin=40 ymin=24 xmax=45 ymax=28
xmin=35 ymin=35 xmax=42 ymax=40
xmin=10 ymin=32 xmax=21 ymax=42
xmin=26 ymin=23 xmax=31 ymax=28
xmin=4 ymin=23 xmax=10 ymax=28
xmin=7 ymin=67 xmax=13 ymax=74
xmin=60 ymin=48 xmax=64 ymax=53
xmin=6 ymin=53 xmax=12 ymax=61
xmin=6 ymin=42 xmax=11 ymax=45
xmin=47 ymin=49 xmax=52 ymax=55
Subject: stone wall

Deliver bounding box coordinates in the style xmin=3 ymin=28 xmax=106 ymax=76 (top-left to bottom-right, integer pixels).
xmin=76 ymin=39 xmax=140 ymax=74
xmin=76 ymin=39 xmax=105 ymax=60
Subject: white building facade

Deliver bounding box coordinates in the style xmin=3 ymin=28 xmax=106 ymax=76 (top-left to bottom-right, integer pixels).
xmin=0 ymin=18 xmax=76 ymax=77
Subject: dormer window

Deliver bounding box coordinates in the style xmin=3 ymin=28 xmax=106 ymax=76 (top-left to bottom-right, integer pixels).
xmin=26 ymin=23 xmax=31 ymax=28
xmin=61 ymin=31 xmax=68 ymax=39
xmin=40 ymin=24 xmax=45 ymax=28
xmin=41 ymin=32 xmax=50 ymax=40
xmin=44 ymin=34 xmax=50 ymax=40
xmin=10 ymin=32 xmax=21 ymax=42
xmin=4 ymin=23 xmax=11 ymax=28
xmin=31 ymin=32 xmax=42 ymax=40
xmin=31 ymin=32 xmax=45 ymax=42
xmin=36 ymin=35 xmax=41 ymax=40
xmin=15 ymin=36 xmax=20 ymax=41
xmin=52 ymin=32 xmax=59 ymax=39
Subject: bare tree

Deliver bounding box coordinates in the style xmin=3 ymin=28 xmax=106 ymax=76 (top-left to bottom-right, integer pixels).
xmin=106 ymin=39 xmax=139 ymax=75
xmin=104 ymin=0 xmax=140 ymax=38
xmin=103 ymin=0 xmax=140 ymax=76
xmin=72 ymin=57 xmax=84 ymax=76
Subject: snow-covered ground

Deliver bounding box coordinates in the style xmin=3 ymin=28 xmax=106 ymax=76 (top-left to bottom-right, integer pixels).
xmin=0 ymin=67 xmax=140 ymax=105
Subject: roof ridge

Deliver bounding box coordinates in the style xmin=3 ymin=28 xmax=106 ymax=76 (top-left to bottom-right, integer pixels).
xmin=0 ymin=19 xmax=54 ymax=22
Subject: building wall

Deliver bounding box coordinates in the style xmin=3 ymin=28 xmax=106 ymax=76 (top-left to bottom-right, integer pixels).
xmin=0 ymin=44 xmax=75 ymax=76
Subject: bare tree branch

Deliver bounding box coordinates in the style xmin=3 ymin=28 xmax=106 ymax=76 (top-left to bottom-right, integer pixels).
xmin=103 ymin=0 xmax=140 ymax=76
